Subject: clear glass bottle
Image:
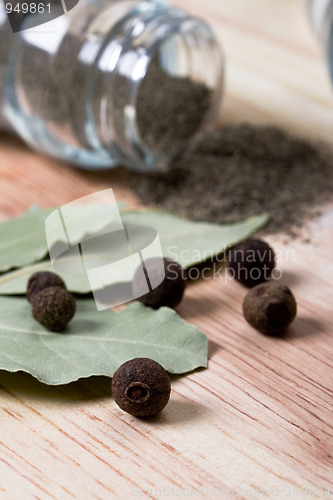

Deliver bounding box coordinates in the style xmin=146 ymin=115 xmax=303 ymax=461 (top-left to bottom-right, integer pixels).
xmin=307 ymin=0 xmax=333 ymax=85
xmin=0 ymin=0 xmax=223 ymax=171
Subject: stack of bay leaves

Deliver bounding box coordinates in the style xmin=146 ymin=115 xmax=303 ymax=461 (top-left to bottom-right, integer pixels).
xmin=0 ymin=204 xmax=268 ymax=386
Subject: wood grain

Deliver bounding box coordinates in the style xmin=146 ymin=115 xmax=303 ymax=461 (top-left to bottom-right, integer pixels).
xmin=0 ymin=0 xmax=333 ymax=498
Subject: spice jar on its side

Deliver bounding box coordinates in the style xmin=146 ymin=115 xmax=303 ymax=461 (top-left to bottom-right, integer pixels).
xmin=0 ymin=0 xmax=223 ymax=171
xmin=306 ymin=0 xmax=333 ymax=86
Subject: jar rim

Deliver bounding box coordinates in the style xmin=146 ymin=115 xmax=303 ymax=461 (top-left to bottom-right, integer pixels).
xmin=92 ymin=4 xmax=224 ymax=171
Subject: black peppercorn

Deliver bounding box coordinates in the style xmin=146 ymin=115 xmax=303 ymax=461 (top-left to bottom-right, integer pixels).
xmin=27 ymin=271 xmax=66 ymax=303
xmin=243 ymin=282 xmax=297 ymax=335
xmin=132 ymin=257 xmax=186 ymax=309
xmin=228 ymin=238 xmax=276 ymax=288
xmin=112 ymin=358 xmax=171 ymax=417
xmin=32 ymin=286 xmax=76 ymax=331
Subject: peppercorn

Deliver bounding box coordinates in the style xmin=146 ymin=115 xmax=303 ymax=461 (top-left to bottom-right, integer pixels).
xmin=27 ymin=271 xmax=66 ymax=302
xmin=132 ymin=257 xmax=186 ymax=309
xmin=32 ymin=286 xmax=76 ymax=331
xmin=243 ymin=282 xmax=297 ymax=335
xmin=228 ymin=238 xmax=276 ymax=288
xmin=112 ymin=358 xmax=171 ymax=417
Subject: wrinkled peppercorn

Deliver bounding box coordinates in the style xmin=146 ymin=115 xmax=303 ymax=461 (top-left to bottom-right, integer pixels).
xmin=32 ymin=286 xmax=76 ymax=331
xmin=243 ymin=282 xmax=297 ymax=335
xmin=132 ymin=257 xmax=186 ymax=309
xmin=112 ymin=358 xmax=171 ymax=417
xmin=228 ymin=238 xmax=276 ymax=288
xmin=27 ymin=271 xmax=66 ymax=302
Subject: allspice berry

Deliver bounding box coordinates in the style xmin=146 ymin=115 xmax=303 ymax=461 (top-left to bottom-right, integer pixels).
xmin=112 ymin=358 xmax=171 ymax=417
xmin=132 ymin=257 xmax=186 ymax=309
xmin=243 ymin=282 xmax=297 ymax=335
xmin=32 ymin=286 xmax=76 ymax=331
xmin=228 ymin=238 xmax=276 ymax=288
xmin=27 ymin=271 xmax=66 ymax=303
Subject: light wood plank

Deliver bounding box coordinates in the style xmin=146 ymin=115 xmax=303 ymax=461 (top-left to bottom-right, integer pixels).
xmin=0 ymin=0 xmax=332 ymax=498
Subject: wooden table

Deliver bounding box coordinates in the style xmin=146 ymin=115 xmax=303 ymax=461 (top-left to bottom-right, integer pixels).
xmin=0 ymin=0 xmax=333 ymax=498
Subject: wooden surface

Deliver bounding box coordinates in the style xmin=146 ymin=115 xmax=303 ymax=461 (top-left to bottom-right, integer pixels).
xmin=1 ymin=0 xmax=333 ymax=498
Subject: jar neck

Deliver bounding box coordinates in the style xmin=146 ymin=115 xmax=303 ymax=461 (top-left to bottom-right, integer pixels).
xmin=307 ymin=0 xmax=332 ymax=41
xmin=88 ymin=2 xmax=224 ymax=171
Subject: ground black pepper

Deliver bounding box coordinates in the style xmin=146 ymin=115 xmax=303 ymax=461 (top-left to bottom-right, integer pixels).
xmin=14 ymin=39 xmax=212 ymax=156
xmin=132 ymin=124 xmax=333 ymax=236
xmin=112 ymin=358 xmax=171 ymax=417
xmin=136 ymin=57 xmax=212 ymax=154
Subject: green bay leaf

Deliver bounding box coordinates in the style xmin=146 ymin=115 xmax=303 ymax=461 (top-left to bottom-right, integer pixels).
xmin=0 ymin=205 xmax=53 ymax=272
xmin=122 ymin=210 xmax=269 ymax=268
xmin=0 ymin=211 xmax=268 ymax=294
xmin=0 ymin=203 xmax=124 ymax=273
xmin=0 ymin=261 xmax=92 ymax=295
xmin=0 ymin=297 xmax=208 ymax=385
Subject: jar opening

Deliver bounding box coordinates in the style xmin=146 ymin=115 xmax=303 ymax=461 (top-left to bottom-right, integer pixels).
xmin=132 ymin=19 xmax=223 ymax=171
xmin=92 ymin=5 xmax=223 ymax=171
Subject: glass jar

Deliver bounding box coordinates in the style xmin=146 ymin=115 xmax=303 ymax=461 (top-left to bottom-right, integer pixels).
xmin=306 ymin=0 xmax=333 ymax=85
xmin=0 ymin=0 xmax=223 ymax=171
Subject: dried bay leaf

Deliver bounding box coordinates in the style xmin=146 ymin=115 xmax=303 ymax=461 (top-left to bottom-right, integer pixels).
xmin=0 ymin=297 xmax=208 ymax=385
xmin=0 ymin=210 xmax=268 ymax=294
xmin=0 ymin=203 xmax=123 ymax=273
xmin=0 ymin=205 xmax=53 ymax=272
xmin=0 ymin=260 xmax=92 ymax=295
xmin=121 ymin=210 xmax=269 ymax=267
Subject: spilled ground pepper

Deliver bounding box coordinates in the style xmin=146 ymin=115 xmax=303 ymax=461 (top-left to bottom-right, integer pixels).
xmin=132 ymin=124 xmax=333 ymax=236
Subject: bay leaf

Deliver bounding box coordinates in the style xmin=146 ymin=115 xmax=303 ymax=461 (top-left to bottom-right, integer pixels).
xmin=0 ymin=261 xmax=92 ymax=295
xmin=0 ymin=205 xmax=53 ymax=272
xmin=0 ymin=297 xmax=208 ymax=385
xmin=0 ymin=211 xmax=268 ymax=294
xmin=122 ymin=210 xmax=269 ymax=267
xmin=0 ymin=203 xmax=124 ymax=273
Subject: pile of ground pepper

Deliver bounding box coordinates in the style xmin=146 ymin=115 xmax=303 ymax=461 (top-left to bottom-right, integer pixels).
xmin=132 ymin=124 xmax=333 ymax=235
